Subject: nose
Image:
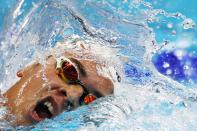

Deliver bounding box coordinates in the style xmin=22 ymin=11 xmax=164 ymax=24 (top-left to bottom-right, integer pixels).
xmin=56 ymin=84 xmax=84 ymax=107
xmin=48 ymin=81 xmax=84 ymax=107
xmin=48 ymin=88 xmax=74 ymax=113
xmin=57 ymin=88 xmax=68 ymax=98
xmin=56 ymin=89 xmax=75 ymax=111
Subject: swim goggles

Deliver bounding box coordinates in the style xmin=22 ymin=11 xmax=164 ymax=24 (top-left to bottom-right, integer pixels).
xmin=56 ymin=57 xmax=96 ymax=105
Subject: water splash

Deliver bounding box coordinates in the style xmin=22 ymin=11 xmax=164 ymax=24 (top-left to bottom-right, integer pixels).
xmin=1 ymin=0 xmax=197 ymax=130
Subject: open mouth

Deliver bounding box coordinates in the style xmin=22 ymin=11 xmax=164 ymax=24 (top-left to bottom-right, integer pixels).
xmin=29 ymin=96 xmax=57 ymax=122
xmin=29 ymin=95 xmax=75 ymax=122
xmin=35 ymin=101 xmax=53 ymax=118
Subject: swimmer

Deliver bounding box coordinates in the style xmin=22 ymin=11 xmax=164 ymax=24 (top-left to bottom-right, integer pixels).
xmin=2 ymin=40 xmax=115 ymax=126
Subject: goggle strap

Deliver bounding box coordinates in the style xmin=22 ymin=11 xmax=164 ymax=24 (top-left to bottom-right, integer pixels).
xmin=84 ymin=94 xmax=97 ymax=104
xmin=77 ymin=80 xmax=97 ymax=105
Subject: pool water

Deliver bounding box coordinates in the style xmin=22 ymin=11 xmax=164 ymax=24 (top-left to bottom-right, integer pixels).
xmin=1 ymin=0 xmax=197 ymax=130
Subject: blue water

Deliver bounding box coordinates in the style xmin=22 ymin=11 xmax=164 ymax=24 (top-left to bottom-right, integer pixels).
xmin=1 ymin=0 xmax=197 ymax=130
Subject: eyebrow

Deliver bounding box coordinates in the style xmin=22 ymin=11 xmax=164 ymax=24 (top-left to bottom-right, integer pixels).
xmin=69 ymin=58 xmax=87 ymax=77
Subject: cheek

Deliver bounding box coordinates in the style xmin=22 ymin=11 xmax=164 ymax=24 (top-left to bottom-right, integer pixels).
xmin=16 ymin=77 xmax=48 ymax=108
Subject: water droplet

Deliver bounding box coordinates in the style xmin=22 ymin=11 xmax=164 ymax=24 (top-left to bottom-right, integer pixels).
xmin=166 ymin=69 xmax=172 ymax=75
xmin=167 ymin=22 xmax=173 ymax=29
xmin=172 ymin=30 xmax=176 ymax=35
xmin=183 ymin=65 xmax=189 ymax=70
xmin=182 ymin=18 xmax=195 ymax=29
xmin=163 ymin=62 xmax=170 ymax=68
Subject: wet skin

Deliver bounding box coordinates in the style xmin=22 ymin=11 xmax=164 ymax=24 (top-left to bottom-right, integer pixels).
xmin=3 ymin=55 xmax=114 ymax=126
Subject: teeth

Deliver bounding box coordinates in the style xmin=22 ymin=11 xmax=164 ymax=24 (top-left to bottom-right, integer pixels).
xmin=44 ymin=102 xmax=54 ymax=113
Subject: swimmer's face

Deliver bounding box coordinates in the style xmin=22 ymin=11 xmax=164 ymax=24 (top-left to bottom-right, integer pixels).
xmin=4 ymin=56 xmax=113 ymax=125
